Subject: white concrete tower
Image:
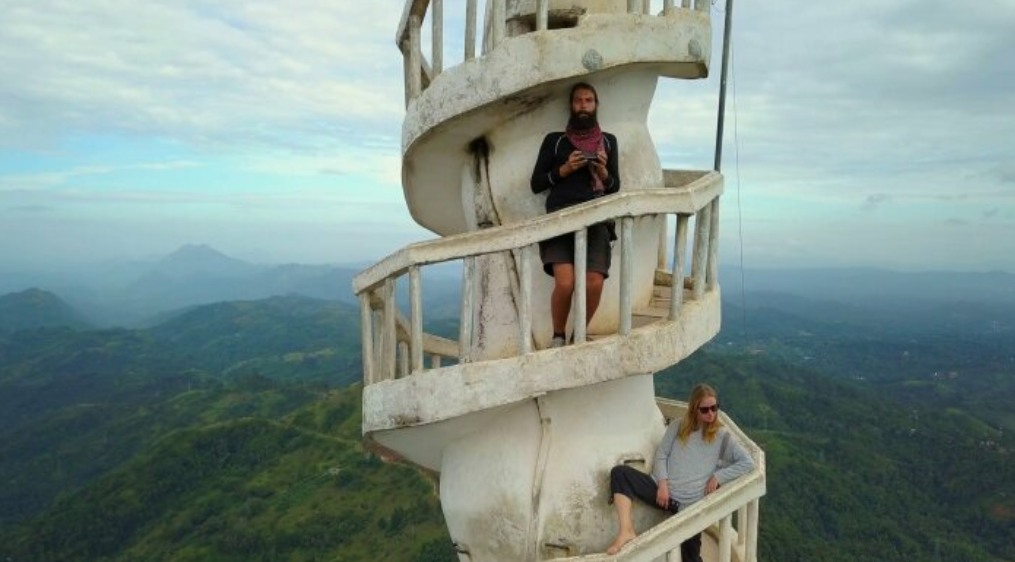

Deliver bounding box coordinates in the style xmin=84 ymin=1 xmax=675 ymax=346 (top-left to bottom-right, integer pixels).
xmin=354 ymin=1 xmax=766 ymax=560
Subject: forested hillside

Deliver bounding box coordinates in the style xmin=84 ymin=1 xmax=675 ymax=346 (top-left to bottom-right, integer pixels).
xmin=0 ymin=288 xmax=89 ymax=332
xmin=1 ymin=293 xmax=1013 ymax=561
xmin=0 ymin=295 xmax=363 ymax=527
xmin=659 ymin=353 xmax=1014 ymax=562
xmin=3 ymin=388 xmax=455 ymax=562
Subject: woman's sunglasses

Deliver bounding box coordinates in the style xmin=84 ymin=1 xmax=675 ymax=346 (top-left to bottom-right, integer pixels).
xmin=697 ymin=404 xmax=719 ymax=414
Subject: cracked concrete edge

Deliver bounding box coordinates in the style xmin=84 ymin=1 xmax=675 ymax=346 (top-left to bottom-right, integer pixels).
xmin=353 ymin=172 xmax=722 ymax=294
xmin=362 ymin=288 xmax=721 ymax=434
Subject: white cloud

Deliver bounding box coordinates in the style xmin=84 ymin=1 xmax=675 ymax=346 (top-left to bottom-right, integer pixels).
xmin=0 ymin=160 xmax=201 ymax=191
xmin=0 ymin=0 xmax=407 ymax=150
xmin=238 ymin=150 xmax=403 ymax=188
xmin=1 ymin=0 xmax=1013 ymax=269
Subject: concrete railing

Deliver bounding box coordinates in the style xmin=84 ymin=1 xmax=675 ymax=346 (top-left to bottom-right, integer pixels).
xmin=354 ymin=170 xmax=722 ymax=386
xmin=396 ymin=0 xmax=713 ymax=104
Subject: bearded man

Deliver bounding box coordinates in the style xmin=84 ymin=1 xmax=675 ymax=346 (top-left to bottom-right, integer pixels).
xmin=530 ymin=82 xmax=622 ymax=348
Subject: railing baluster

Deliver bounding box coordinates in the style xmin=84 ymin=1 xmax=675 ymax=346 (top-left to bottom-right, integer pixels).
xmin=643 ymin=0 xmax=652 ymax=15
xmin=465 ymin=0 xmax=477 ymax=60
xmin=536 ymin=0 xmax=548 ymax=31
xmin=628 ymin=0 xmax=640 ymax=14
xmin=620 ymin=217 xmax=634 ymax=335
xmin=460 ymin=257 xmax=475 ymax=363
xmin=359 ymin=293 xmax=374 ymax=385
xmin=737 ymin=505 xmax=748 ymax=547
xmin=657 ymin=214 xmax=667 ymax=271
xmin=431 ymin=353 xmax=442 ymax=369
xmin=573 ymin=228 xmax=588 ymax=344
xmin=665 ymin=0 xmax=675 ymax=13
xmin=682 ymin=0 xmax=691 ymax=8
xmin=432 ymin=0 xmax=443 ymax=76
xmin=746 ymin=499 xmax=759 ymax=562
xmin=696 ymin=0 xmax=708 ymax=12
xmin=408 ymin=15 xmax=423 ymax=99
xmin=492 ymin=0 xmax=506 ymax=48
xmin=720 ymin=514 xmax=733 ymax=562
xmin=670 ymin=214 xmax=689 ymax=320
xmin=398 ymin=341 xmax=409 ymax=378
xmin=707 ymin=198 xmax=721 ymax=291
xmin=692 ymin=202 xmax=711 ymax=300
xmin=690 ymin=211 xmax=702 ymax=280
xmin=382 ymin=278 xmax=397 ymax=381
xmin=409 ymin=265 xmax=424 ymax=373
xmin=518 ymin=245 xmax=533 ymax=354
xmin=372 ymin=308 xmax=383 ymax=377
xmin=667 ymin=547 xmax=682 ymax=562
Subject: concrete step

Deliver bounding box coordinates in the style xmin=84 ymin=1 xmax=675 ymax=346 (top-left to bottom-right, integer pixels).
xmin=653 ymin=285 xmax=695 ymax=300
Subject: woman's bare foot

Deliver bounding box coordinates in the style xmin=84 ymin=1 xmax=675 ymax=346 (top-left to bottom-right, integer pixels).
xmin=606 ymin=530 xmax=637 ymax=555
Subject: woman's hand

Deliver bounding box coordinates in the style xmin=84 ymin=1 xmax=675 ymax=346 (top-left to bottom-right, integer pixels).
xmin=704 ymin=475 xmax=720 ymax=495
xmin=558 ymin=150 xmax=586 ymax=178
xmin=656 ymin=480 xmax=670 ymax=509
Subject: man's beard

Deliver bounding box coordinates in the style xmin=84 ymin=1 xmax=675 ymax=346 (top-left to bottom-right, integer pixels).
xmin=567 ymin=110 xmax=597 ymax=130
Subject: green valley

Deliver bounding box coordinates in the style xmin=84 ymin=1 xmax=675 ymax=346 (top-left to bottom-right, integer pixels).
xmin=1 ymin=289 xmax=1013 ymax=561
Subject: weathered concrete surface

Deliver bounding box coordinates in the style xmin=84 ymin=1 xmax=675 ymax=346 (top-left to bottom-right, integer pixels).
xmin=367 ymin=390 xmax=766 ymax=562
xmin=482 ymin=69 xmax=663 ymax=346
xmin=353 ymin=173 xmax=723 ymax=293
xmin=440 ymin=400 xmax=542 ymax=561
xmin=363 ymin=288 xmax=720 ymax=437
xmin=378 ymin=375 xmax=669 ymax=561
xmin=532 ymin=375 xmax=669 ymax=557
xmin=403 ymin=11 xmax=712 ymax=235
xmin=553 ymin=401 xmax=768 ymax=562
xmin=357 ymin=3 xmax=764 ymax=560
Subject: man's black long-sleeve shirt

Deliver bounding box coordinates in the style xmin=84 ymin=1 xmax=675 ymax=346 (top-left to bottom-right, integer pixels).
xmin=530 ymin=132 xmax=621 ymax=213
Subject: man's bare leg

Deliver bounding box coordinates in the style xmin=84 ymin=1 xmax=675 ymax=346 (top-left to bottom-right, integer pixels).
xmin=607 ymin=493 xmax=637 ymax=555
xmin=551 ymin=263 xmax=575 ymax=335
xmin=586 ymin=271 xmax=605 ymax=324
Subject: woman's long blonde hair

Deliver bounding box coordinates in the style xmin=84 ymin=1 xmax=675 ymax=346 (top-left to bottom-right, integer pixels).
xmin=677 ymin=383 xmax=724 ymax=445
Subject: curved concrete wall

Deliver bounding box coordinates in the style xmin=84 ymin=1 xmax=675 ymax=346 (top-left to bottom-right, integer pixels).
xmin=371 ymin=5 xmax=721 ymax=561
xmin=402 ymin=11 xmax=711 ymax=235
xmin=438 ymin=375 xmax=667 ymax=560
xmin=479 ymin=69 xmax=663 ymax=351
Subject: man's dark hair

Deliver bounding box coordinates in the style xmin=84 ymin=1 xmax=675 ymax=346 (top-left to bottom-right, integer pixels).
xmin=570 ymin=82 xmax=599 ymax=105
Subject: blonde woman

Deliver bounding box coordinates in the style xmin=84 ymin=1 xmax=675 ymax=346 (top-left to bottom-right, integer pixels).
xmin=606 ymin=384 xmax=754 ymax=559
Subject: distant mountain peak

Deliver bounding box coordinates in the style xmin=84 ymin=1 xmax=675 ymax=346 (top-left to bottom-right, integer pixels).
xmin=0 ymin=287 xmax=88 ymax=331
xmin=162 ymin=243 xmax=237 ymax=263
xmin=154 ymin=244 xmax=258 ymax=277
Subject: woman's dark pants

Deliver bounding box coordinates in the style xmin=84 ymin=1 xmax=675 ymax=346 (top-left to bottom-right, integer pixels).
xmin=610 ymin=465 xmax=703 ymax=562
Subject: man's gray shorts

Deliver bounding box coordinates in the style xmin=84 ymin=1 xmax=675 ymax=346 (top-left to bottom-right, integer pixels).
xmin=539 ymin=222 xmax=612 ymax=279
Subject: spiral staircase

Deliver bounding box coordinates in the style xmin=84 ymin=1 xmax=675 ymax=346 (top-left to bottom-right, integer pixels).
xmin=353 ymin=1 xmax=765 ymax=560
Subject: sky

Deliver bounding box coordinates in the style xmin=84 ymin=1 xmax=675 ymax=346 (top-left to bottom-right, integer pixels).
xmin=1 ymin=0 xmax=1013 ymax=272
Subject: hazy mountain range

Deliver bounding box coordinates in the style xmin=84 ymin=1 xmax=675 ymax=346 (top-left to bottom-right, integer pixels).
xmin=0 ymin=244 xmax=462 ymax=327
xmin=2 ymin=243 xmax=1014 ymax=330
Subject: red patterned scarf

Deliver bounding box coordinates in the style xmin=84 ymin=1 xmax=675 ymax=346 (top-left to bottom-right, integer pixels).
xmin=566 ymin=123 xmax=606 ymax=194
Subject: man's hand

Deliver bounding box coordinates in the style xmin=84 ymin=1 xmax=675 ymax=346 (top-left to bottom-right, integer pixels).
xmin=558 ymin=150 xmax=586 ymax=178
xmin=590 ymin=150 xmax=609 ymax=182
xmin=655 ymin=480 xmax=670 ymax=509
xmin=704 ymin=475 xmax=720 ymax=495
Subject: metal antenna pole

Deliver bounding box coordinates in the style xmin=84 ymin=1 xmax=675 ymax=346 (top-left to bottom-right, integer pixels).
xmin=713 ymin=0 xmax=735 ymax=172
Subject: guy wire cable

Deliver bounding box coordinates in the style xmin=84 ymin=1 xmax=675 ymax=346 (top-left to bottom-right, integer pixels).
xmin=712 ymin=0 xmax=749 ymax=348
xmin=730 ymin=26 xmax=749 ymax=349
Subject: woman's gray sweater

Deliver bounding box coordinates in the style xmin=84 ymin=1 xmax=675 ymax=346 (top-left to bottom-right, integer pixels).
xmin=651 ymin=423 xmax=755 ymax=508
